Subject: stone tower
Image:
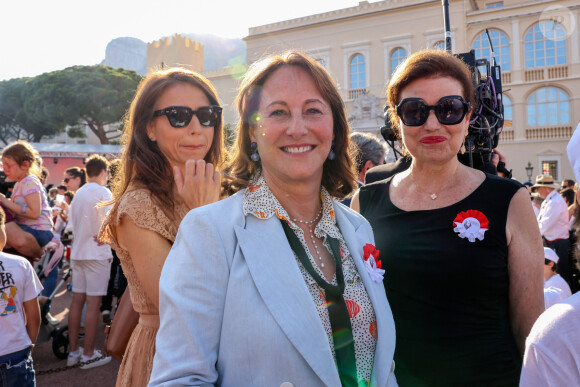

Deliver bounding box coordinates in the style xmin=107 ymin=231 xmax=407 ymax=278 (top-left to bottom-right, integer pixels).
xmin=146 ymin=34 xmax=204 ymax=73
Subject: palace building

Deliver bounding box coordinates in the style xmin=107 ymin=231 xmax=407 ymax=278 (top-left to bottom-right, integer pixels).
xmin=47 ymin=1 xmax=579 ymax=183
xmin=218 ymin=0 xmax=578 ymax=183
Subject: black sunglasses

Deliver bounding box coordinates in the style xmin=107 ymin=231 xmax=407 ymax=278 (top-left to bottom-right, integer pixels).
xmin=395 ymin=95 xmax=470 ymax=126
xmin=153 ymin=105 xmax=222 ymax=128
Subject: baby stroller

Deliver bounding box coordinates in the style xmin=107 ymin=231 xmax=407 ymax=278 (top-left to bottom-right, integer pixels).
xmin=34 ymin=239 xmax=72 ymax=359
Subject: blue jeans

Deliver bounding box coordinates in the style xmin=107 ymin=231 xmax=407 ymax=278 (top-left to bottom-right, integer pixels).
xmin=41 ymin=265 xmax=59 ymax=298
xmin=19 ymin=225 xmax=53 ymax=247
xmin=0 ymin=347 xmax=35 ymax=387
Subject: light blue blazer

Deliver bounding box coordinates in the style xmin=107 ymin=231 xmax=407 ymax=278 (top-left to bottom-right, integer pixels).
xmin=149 ymin=191 xmax=397 ymax=387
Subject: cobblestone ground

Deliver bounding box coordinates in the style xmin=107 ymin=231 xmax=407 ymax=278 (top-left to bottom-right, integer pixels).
xmin=33 ymin=270 xmax=120 ymax=386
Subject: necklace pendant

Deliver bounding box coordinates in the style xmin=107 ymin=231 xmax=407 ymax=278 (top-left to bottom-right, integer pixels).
xmin=430 ymin=193 xmax=437 ymax=200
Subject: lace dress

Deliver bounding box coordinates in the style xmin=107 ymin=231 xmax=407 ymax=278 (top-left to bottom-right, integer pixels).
xmin=99 ymin=188 xmax=188 ymax=387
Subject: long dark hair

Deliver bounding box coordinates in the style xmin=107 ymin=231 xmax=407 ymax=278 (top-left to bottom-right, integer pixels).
xmin=223 ymin=50 xmax=357 ymax=198
xmin=112 ymin=68 xmax=225 ymax=215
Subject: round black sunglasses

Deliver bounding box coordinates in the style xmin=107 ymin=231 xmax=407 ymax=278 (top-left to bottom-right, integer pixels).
xmin=394 ymin=95 xmax=470 ymax=126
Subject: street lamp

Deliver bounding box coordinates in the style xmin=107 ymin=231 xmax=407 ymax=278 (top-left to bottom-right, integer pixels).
xmin=525 ymin=161 xmax=534 ymax=183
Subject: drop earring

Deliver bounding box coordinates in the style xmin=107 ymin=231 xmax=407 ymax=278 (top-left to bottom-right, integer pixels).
xmin=250 ymin=142 xmax=260 ymax=162
xmin=327 ymin=141 xmax=336 ymax=160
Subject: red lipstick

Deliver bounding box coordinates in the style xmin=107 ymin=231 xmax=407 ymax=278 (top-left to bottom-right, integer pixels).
xmin=420 ymin=136 xmax=446 ymax=144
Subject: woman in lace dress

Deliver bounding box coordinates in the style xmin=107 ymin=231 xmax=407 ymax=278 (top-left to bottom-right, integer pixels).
xmin=99 ymin=68 xmax=225 ymax=387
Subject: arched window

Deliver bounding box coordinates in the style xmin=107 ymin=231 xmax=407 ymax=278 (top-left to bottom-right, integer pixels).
xmin=390 ymin=47 xmax=407 ymax=75
xmin=526 ymin=87 xmax=570 ymax=126
xmin=350 ymin=54 xmax=366 ymax=89
xmin=472 ymin=29 xmax=511 ymax=71
xmin=502 ymin=94 xmax=512 ymax=122
xmin=524 ymin=22 xmax=567 ymax=68
xmin=433 ymin=41 xmax=445 ymax=51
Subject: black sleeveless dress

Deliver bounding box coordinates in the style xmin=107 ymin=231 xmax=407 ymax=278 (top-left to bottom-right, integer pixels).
xmin=360 ymin=173 xmax=522 ymax=386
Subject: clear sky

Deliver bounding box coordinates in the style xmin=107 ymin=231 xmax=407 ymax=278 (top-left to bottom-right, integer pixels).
xmin=0 ymin=0 xmax=362 ymax=81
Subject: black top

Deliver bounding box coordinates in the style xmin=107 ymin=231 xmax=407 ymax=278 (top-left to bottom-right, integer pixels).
xmin=364 ymin=156 xmax=412 ymax=185
xmin=360 ymin=173 xmax=523 ymax=386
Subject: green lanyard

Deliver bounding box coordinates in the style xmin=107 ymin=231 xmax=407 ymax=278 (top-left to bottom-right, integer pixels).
xmin=280 ymin=219 xmax=358 ymax=386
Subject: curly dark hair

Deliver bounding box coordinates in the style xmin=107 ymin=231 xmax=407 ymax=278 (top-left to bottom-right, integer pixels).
xmin=223 ymin=50 xmax=357 ymax=198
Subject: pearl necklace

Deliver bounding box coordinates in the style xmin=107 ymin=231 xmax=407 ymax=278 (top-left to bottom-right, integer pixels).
xmin=291 ymin=206 xmax=325 ymax=267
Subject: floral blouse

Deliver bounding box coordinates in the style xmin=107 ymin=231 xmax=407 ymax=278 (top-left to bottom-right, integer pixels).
xmin=243 ymin=174 xmax=377 ymax=386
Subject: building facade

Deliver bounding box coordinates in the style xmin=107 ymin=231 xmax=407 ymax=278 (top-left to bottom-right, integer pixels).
xmin=242 ymin=0 xmax=579 ymax=183
xmin=41 ymin=0 xmax=579 ymax=183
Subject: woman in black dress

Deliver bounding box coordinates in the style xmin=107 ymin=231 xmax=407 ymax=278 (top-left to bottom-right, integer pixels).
xmin=351 ymin=50 xmax=544 ymax=386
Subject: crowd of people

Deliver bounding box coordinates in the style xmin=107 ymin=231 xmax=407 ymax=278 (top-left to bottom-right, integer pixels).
xmin=0 ymin=49 xmax=579 ymax=387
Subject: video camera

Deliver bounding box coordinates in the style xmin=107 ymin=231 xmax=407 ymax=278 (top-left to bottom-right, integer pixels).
xmin=456 ymin=47 xmax=505 ymax=170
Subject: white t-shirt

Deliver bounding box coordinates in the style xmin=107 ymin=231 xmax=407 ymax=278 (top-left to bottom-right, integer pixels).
xmin=0 ymin=252 xmax=43 ymax=356
xmin=532 ymin=201 xmax=540 ymax=218
xmin=520 ymin=292 xmax=580 ymax=386
xmin=543 ymin=274 xmax=572 ymax=309
xmin=68 ymin=182 xmax=113 ymax=261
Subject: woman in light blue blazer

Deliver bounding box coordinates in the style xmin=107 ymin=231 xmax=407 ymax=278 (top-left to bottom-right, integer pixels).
xmin=149 ymin=51 xmax=397 ymax=387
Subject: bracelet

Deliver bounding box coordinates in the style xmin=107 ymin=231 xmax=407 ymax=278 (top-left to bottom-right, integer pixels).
xmin=21 ymin=204 xmax=28 ymax=215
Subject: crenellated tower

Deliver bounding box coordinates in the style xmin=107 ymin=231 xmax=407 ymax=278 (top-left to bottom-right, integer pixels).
xmin=146 ymin=34 xmax=204 ymax=73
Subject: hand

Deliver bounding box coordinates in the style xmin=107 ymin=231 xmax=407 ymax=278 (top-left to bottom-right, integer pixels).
xmin=93 ymin=235 xmax=105 ymax=246
xmin=492 ymin=149 xmax=511 ymax=178
xmin=491 ymin=149 xmax=506 ymax=167
xmin=56 ymin=201 xmax=69 ymax=211
xmin=173 ymin=159 xmax=221 ymax=210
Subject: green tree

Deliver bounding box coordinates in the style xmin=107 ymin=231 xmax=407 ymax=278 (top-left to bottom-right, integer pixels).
xmin=0 ymin=66 xmax=141 ymax=144
xmin=60 ymin=65 xmax=142 ymax=144
xmin=15 ymin=71 xmax=74 ymax=142
xmin=0 ymin=78 xmax=31 ymax=145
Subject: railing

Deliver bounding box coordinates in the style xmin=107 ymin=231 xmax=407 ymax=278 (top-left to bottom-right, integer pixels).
xmin=499 ymin=130 xmax=514 ymax=142
xmin=525 ymin=69 xmax=544 ymax=82
xmin=523 ymin=65 xmax=569 ymax=82
xmin=525 ymin=125 xmax=573 ymax=140
xmin=349 ymin=88 xmax=368 ymax=100
xmin=547 ymin=65 xmax=568 ymax=79
xmin=501 ymin=72 xmax=511 ymax=85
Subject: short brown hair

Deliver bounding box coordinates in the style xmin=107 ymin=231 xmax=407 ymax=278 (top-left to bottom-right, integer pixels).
xmin=85 ymin=154 xmax=109 ymax=178
xmin=223 ymin=50 xmax=357 ymax=198
xmin=112 ymin=68 xmax=226 ymax=214
xmin=1 ymin=140 xmax=41 ymax=178
xmin=386 ymin=50 xmax=475 ymax=153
